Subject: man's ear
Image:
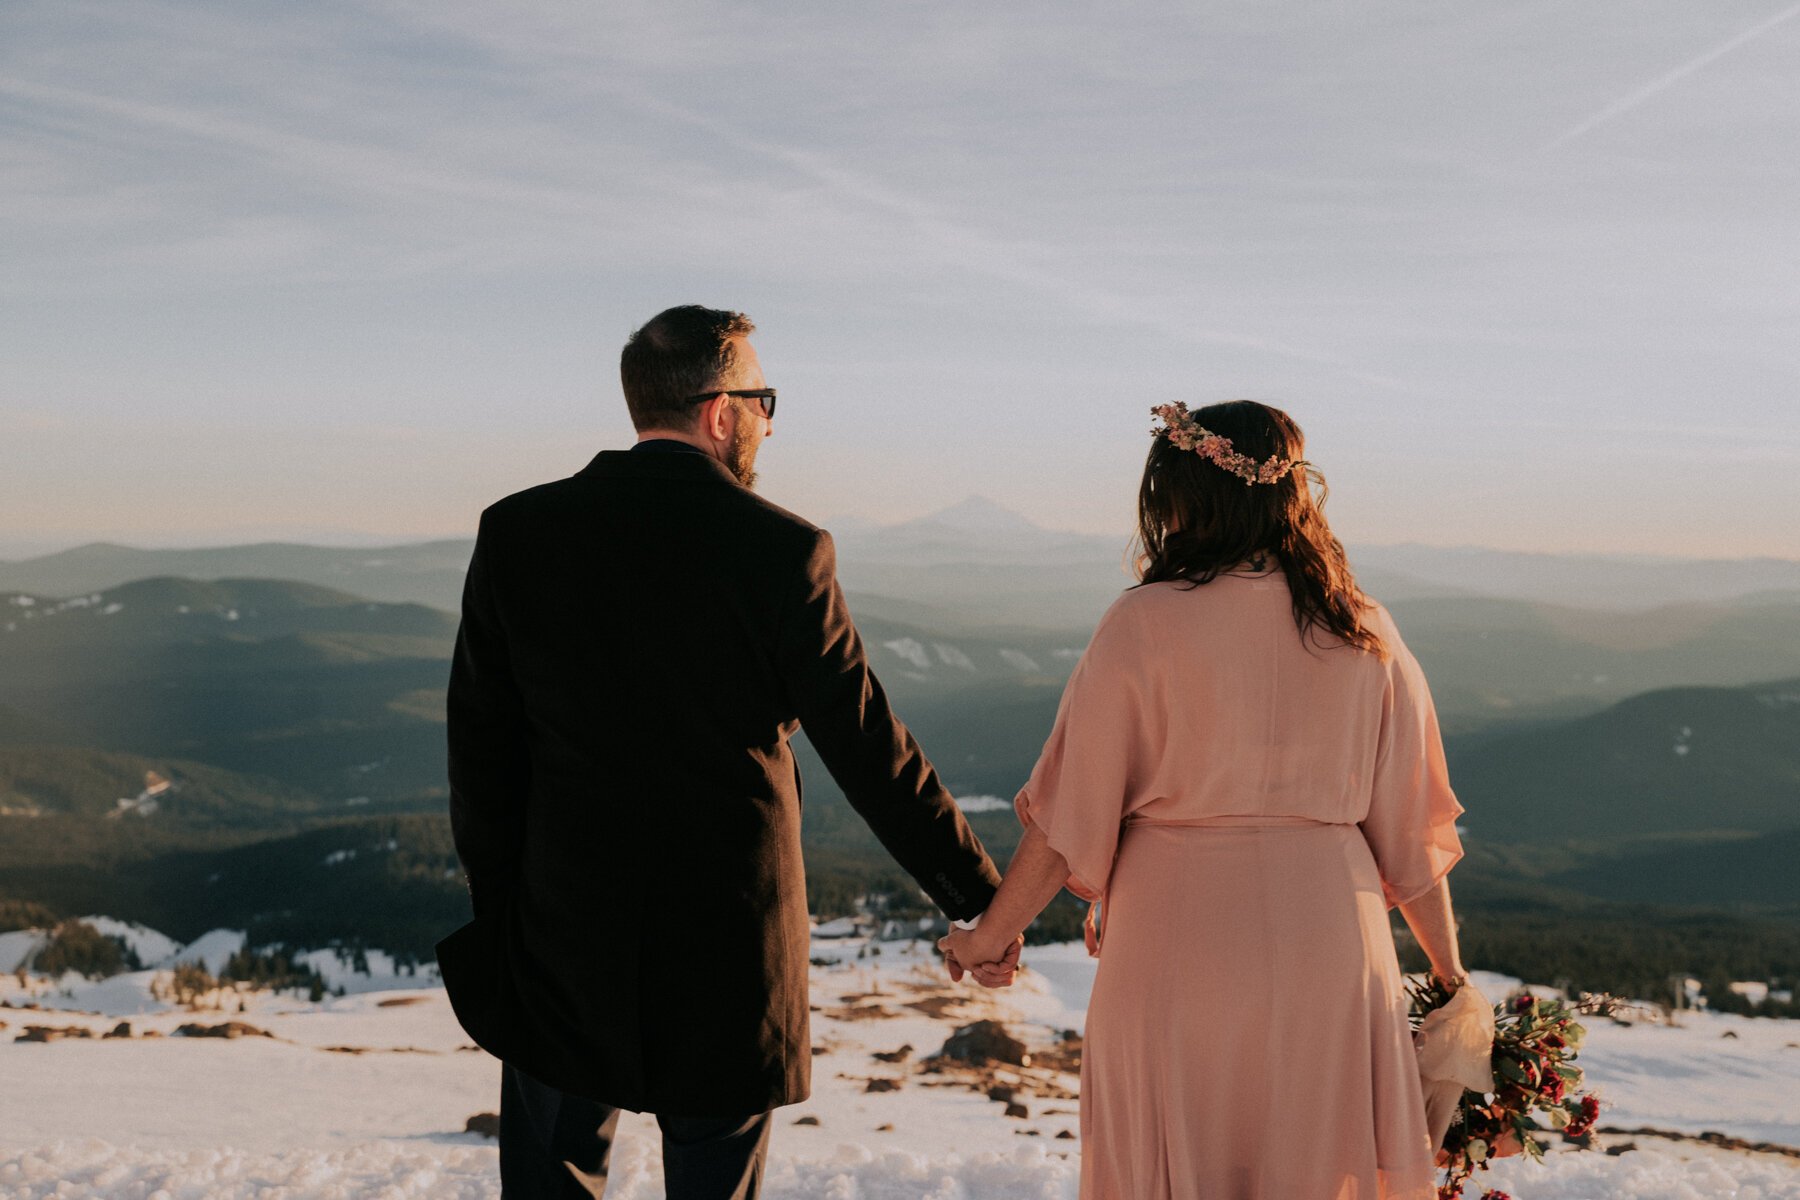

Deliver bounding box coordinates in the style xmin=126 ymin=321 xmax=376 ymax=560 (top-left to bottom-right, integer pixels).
xmin=701 ymin=393 xmax=732 ymax=441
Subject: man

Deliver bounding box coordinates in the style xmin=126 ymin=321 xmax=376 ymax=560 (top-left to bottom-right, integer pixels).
xmin=436 ymin=304 xmax=1019 ymax=1198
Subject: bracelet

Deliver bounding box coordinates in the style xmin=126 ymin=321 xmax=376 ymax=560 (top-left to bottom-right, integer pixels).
xmin=1432 ymin=971 xmax=1469 ymax=991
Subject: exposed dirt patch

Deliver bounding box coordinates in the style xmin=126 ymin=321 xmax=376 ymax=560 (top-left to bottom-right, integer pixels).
xmin=175 ymin=1021 xmax=275 ymax=1039
xmin=902 ymin=995 xmax=980 ymax=1019
xmin=1598 ymin=1125 xmax=1800 ymax=1160
xmin=820 ymin=1003 xmax=901 ymax=1022
xmin=321 ymin=1044 xmax=441 ymax=1055
xmin=13 ymin=1024 xmax=96 ymax=1043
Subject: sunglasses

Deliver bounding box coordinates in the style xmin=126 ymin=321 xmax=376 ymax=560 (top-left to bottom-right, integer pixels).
xmin=685 ymin=388 xmax=776 ymax=419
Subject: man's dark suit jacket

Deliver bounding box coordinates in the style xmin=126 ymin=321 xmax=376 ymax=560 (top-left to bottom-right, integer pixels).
xmin=435 ymin=446 xmax=1002 ymax=1117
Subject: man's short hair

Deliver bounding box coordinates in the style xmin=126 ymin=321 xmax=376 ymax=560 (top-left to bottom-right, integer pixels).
xmin=619 ymin=305 xmax=755 ymax=431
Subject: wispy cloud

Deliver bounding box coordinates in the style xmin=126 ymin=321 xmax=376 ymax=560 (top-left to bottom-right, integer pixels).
xmin=1538 ymin=2 xmax=1800 ymax=153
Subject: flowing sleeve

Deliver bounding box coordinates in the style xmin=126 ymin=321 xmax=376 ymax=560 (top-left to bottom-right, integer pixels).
xmin=1014 ymin=598 xmax=1155 ymax=903
xmin=1361 ymin=610 xmax=1465 ymax=908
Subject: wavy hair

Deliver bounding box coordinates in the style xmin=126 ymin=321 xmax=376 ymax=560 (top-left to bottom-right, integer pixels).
xmin=1133 ymin=400 xmax=1385 ymax=658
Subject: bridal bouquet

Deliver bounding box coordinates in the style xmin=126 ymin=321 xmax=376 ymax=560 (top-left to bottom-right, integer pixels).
xmin=1408 ymin=978 xmax=1603 ymax=1200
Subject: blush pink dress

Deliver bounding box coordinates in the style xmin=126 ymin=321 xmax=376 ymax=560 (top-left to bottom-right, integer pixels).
xmin=1016 ymin=569 xmax=1463 ymax=1200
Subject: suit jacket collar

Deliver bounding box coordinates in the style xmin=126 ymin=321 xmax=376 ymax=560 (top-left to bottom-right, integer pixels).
xmin=577 ymin=448 xmax=741 ymax=486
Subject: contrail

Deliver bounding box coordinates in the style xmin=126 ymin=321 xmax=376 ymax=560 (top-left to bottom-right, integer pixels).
xmin=1540 ymin=1 xmax=1800 ymax=152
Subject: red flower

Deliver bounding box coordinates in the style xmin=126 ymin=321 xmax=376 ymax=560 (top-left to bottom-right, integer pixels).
xmin=1542 ymin=1032 xmax=1566 ymax=1050
xmin=1481 ymin=1191 xmax=1514 ymax=1200
xmin=1565 ymin=1093 xmax=1601 ymax=1137
xmin=1512 ymin=994 xmax=1536 ymax=1013
xmin=1541 ymin=1071 xmax=1565 ymax=1102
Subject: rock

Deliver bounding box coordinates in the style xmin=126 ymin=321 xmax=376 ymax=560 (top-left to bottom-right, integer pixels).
xmin=174 ymin=1021 xmax=274 ymax=1039
xmin=873 ymin=1043 xmax=913 ymax=1063
xmin=16 ymin=1024 xmax=94 ymax=1043
xmin=104 ymin=1021 xmax=132 ymax=1039
xmin=1005 ymin=1101 xmax=1030 ymax=1119
xmin=1722 ymin=1030 xmax=1740 ymax=1039
xmin=987 ymin=1085 xmax=1016 ymax=1103
xmin=865 ymin=1078 xmax=902 ymax=1093
xmin=142 ymin=1029 xmax=163 ymax=1038
xmin=1605 ymin=1142 xmax=1637 ymax=1156
xmin=875 ymin=1123 xmax=894 ymax=1132
xmin=465 ymin=1112 xmax=501 ymax=1138
xmin=793 ymin=1115 xmax=820 ymax=1126
xmin=939 ymin=1020 xmax=1028 ymax=1067
xmin=811 ymin=1044 xmax=828 ymax=1056
xmin=1056 ymin=1129 xmax=1076 ymax=1140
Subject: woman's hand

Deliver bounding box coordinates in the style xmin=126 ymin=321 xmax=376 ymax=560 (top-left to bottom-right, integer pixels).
xmin=936 ymin=822 xmax=1072 ymax=989
xmin=938 ymin=927 xmax=1023 ymax=988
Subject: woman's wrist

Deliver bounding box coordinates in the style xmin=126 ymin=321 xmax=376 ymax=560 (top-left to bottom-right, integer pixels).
xmin=1431 ymin=966 xmax=1469 ymax=991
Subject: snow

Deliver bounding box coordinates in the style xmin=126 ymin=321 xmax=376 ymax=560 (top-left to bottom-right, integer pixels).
xmin=933 ymin=642 xmax=975 ymax=671
xmin=883 ymin=638 xmax=930 ymax=670
xmin=75 ymin=917 xmax=180 ymax=967
xmin=296 ymin=947 xmax=439 ymax=995
xmin=0 ymin=930 xmax=45 ymax=974
xmin=999 ymin=648 xmax=1043 ymax=674
xmin=0 ymin=931 xmax=1795 ymax=1198
xmin=956 ymin=794 xmax=1014 ymax=814
xmin=155 ymin=929 xmax=247 ymax=976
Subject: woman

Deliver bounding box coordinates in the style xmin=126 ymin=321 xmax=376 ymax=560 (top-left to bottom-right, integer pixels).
xmin=942 ymin=401 xmax=1467 ymax=1200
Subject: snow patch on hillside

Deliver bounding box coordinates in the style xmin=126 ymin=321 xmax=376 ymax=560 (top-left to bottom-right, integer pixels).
xmin=77 ymin=916 xmax=180 ymax=966
xmin=0 ymin=929 xmax=45 ymax=974
xmin=156 ymin=929 xmax=247 ymax=975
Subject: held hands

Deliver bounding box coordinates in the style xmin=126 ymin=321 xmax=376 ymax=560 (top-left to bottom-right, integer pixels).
xmin=937 ymin=926 xmax=1024 ymax=989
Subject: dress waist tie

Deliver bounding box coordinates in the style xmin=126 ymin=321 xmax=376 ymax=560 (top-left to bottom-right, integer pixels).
xmin=1084 ymin=814 xmax=1346 ymax=958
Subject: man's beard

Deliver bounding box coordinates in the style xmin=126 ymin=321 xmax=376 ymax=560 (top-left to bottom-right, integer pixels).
xmin=726 ymin=403 xmax=760 ymax=488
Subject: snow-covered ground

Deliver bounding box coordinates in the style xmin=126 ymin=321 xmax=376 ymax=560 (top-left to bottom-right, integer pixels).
xmin=2 ymin=930 xmax=1797 ymax=1198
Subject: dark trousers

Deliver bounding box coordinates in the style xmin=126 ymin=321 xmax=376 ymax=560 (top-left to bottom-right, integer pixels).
xmin=499 ymin=1063 xmax=773 ymax=1199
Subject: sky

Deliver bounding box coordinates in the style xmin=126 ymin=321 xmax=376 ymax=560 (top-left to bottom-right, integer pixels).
xmin=3 ymin=0 xmax=1798 ymax=558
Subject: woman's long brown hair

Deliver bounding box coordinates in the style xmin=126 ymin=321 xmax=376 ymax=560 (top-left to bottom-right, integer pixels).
xmin=1133 ymin=400 xmax=1385 ymax=657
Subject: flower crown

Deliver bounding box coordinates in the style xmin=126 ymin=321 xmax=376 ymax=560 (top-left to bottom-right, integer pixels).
xmin=1150 ymin=402 xmax=1308 ymax=486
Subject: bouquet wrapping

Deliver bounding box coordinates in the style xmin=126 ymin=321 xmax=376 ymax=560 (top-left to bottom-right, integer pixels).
xmin=1410 ymin=979 xmax=1603 ymax=1200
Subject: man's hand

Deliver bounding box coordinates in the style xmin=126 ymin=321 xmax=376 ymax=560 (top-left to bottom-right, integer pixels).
xmin=938 ymin=927 xmax=1023 ymax=988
